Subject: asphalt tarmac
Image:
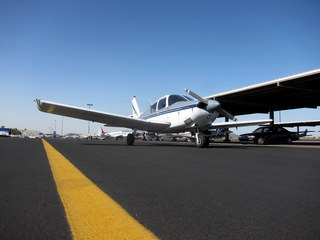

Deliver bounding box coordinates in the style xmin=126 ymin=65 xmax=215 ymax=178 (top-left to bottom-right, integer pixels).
xmin=1 ymin=138 xmax=320 ymax=240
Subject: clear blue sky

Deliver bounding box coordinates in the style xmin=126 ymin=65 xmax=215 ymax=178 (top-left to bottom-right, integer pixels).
xmin=1 ymin=0 xmax=319 ymax=135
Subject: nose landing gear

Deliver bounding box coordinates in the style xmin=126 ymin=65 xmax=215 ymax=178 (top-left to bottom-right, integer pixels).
xmin=195 ymin=133 xmax=210 ymax=148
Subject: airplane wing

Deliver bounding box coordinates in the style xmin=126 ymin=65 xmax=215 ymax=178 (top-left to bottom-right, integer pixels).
xmin=36 ymin=100 xmax=170 ymax=132
xmin=266 ymin=120 xmax=320 ymax=127
xmin=208 ymin=119 xmax=273 ymax=129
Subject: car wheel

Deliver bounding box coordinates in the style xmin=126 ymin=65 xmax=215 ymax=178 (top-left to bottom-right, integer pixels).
xmin=256 ymin=137 xmax=265 ymax=145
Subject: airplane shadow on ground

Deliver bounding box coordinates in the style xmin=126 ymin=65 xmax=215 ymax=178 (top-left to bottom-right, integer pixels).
xmin=79 ymin=140 xmax=320 ymax=149
xmin=79 ymin=141 xmax=249 ymax=149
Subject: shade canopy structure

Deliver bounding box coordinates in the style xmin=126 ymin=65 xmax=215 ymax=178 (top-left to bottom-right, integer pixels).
xmin=205 ymin=69 xmax=320 ymax=116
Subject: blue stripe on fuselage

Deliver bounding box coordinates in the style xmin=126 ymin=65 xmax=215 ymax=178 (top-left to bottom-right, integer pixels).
xmin=141 ymin=103 xmax=198 ymax=120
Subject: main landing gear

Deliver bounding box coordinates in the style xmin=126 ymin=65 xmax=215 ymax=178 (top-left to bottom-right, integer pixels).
xmin=126 ymin=133 xmax=135 ymax=146
xmin=195 ymin=133 xmax=210 ymax=148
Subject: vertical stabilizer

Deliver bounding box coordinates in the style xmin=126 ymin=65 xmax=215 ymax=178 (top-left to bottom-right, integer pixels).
xmin=100 ymin=127 xmax=107 ymax=136
xmin=132 ymin=96 xmax=141 ymax=118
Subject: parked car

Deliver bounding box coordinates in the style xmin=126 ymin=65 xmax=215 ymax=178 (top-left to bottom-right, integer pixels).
xmin=239 ymin=126 xmax=299 ymax=144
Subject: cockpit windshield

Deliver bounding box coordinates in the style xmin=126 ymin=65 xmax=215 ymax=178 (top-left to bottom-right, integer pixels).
xmin=168 ymin=95 xmax=191 ymax=106
xmin=148 ymin=94 xmax=192 ymax=114
xmin=183 ymin=95 xmax=193 ymax=101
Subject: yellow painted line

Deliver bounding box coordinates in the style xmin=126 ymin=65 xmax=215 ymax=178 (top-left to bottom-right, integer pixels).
xmin=42 ymin=139 xmax=158 ymax=240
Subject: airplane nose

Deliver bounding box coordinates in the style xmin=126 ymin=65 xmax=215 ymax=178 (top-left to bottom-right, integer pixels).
xmin=206 ymin=100 xmax=220 ymax=113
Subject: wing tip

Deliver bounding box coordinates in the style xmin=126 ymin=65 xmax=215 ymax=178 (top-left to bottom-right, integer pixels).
xmin=34 ymin=99 xmax=45 ymax=112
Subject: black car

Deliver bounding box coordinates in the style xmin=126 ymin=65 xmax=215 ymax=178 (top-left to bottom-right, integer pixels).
xmin=239 ymin=126 xmax=299 ymax=144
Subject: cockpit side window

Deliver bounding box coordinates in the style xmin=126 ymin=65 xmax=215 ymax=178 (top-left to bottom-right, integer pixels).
xmin=150 ymin=103 xmax=157 ymax=113
xmin=157 ymin=98 xmax=166 ymax=110
xmin=168 ymin=95 xmax=188 ymax=106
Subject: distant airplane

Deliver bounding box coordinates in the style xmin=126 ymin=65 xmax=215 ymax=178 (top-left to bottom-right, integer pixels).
xmin=298 ymin=129 xmax=312 ymax=137
xmin=98 ymin=127 xmax=132 ymax=140
xmin=262 ymin=120 xmax=320 ymax=138
xmin=157 ymin=129 xmax=232 ymax=142
xmin=36 ymin=89 xmax=271 ymax=147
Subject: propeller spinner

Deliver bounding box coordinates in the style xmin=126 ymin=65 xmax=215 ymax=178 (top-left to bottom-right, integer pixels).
xmin=184 ymin=88 xmax=237 ymax=121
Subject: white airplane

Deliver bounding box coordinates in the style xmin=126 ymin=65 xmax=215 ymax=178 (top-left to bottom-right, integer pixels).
xmin=98 ymin=127 xmax=133 ymax=140
xmin=35 ymin=89 xmax=272 ymax=147
xmin=157 ymin=129 xmax=232 ymax=142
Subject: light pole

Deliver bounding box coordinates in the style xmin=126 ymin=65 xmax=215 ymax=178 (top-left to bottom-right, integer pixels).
xmin=87 ymin=104 xmax=93 ymax=136
xmin=54 ymin=120 xmax=57 ymax=138
xmin=61 ymin=116 xmax=64 ymax=137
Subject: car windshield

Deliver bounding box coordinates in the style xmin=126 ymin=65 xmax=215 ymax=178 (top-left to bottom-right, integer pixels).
xmin=278 ymin=127 xmax=288 ymax=133
xmin=253 ymin=128 xmax=264 ymax=133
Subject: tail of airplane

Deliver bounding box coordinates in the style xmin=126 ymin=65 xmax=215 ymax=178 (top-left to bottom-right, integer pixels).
xmin=299 ymin=129 xmax=313 ymax=137
xmin=301 ymin=129 xmax=308 ymax=137
xmin=132 ymin=96 xmax=141 ymax=118
xmin=100 ymin=127 xmax=107 ymax=136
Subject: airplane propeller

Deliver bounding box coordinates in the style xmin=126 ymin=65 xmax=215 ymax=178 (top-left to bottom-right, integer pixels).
xmin=218 ymin=108 xmax=237 ymax=121
xmin=184 ymin=88 xmax=237 ymax=121
xmin=185 ymin=89 xmax=208 ymax=104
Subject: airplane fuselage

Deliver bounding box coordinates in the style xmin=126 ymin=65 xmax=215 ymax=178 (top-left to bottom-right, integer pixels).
xmin=139 ymin=95 xmax=220 ymax=133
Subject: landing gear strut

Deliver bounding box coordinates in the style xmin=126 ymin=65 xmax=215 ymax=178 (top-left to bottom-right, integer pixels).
xmin=195 ymin=133 xmax=210 ymax=148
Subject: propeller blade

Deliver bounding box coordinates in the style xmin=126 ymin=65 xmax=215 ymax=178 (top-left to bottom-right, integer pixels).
xmin=184 ymin=89 xmax=237 ymax=121
xmin=218 ymin=108 xmax=237 ymax=121
xmin=184 ymin=89 xmax=208 ymax=104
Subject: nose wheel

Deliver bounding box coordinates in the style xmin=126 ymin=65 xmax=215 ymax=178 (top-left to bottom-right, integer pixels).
xmin=195 ymin=133 xmax=210 ymax=148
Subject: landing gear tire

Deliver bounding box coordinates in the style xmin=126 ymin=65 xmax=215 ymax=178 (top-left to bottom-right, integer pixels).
xmin=126 ymin=134 xmax=135 ymax=146
xmin=196 ymin=134 xmax=210 ymax=148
